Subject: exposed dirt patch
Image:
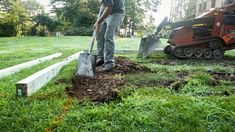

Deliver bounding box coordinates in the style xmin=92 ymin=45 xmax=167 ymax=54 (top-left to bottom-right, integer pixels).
xmin=63 ymin=56 xmax=235 ymax=103
xmin=107 ymin=56 xmax=152 ymax=74
xmin=64 ymin=59 xmax=194 ymax=102
xmin=170 ymin=71 xmax=235 ymax=96
xmin=176 ymin=71 xmax=189 ymax=78
xmin=66 ymin=56 xmax=152 ymax=103
xmin=170 ymin=80 xmax=188 ymax=92
xmin=66 ymin=74 xmax=125 ymax=103
xmin=209 ymin=72 xmax=235 ymax=82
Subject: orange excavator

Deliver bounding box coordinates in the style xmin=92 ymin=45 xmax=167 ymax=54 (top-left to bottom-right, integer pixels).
xmin=139 ymin=3 xmax=235 ymax=59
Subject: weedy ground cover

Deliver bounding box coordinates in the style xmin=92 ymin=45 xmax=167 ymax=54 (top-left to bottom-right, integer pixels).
xmin=0 ymin=37 xmax=234 ymax=131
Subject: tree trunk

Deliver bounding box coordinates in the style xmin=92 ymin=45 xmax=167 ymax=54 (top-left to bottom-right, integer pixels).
xmin=131 ymin=22 xmax=135 ymax=37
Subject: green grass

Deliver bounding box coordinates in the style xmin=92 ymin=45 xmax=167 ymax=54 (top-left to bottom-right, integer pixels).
xmin=0 ymin=37 xmax=168 ymax=69
xmin=56 ymin=90 xmax=235 ymax=131
xmin=0 ymin=36 xmax=235 ymax=131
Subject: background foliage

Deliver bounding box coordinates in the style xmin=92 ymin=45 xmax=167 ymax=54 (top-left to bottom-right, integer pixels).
xmin=0 ymin=0 xmax=161 ymax=37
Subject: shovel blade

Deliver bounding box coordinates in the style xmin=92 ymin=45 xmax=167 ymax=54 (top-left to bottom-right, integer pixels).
xmin=138 ymin=35 xmax=161 ymax=58
xmin=75 ymin=53 xmax=96 ymax=77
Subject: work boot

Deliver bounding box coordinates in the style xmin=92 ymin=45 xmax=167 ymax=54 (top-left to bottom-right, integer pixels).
xmin=99 ymin=64 xmax=115 ymax=72
xmin=96 ymin=59 xmax=104 ymax=67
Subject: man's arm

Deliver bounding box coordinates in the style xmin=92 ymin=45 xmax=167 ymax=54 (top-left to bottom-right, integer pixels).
xmin=97 ymin=6 xmax=113 ymax=23
xmin=94 ymin=6 xmax=113 ymax=32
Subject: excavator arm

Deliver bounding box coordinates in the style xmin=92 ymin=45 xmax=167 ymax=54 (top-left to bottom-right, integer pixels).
xmin=138 ymin=3 xmax=235 ymax=58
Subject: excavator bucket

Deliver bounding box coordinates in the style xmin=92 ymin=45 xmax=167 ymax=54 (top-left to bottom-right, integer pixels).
xmin=138 ymin=17 xmax=169 ymax=58
xmin=138 ymin=35 xmax=161 ymax=58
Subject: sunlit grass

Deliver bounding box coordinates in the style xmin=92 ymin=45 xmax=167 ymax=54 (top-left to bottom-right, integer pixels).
xmin=0 ymin=36 xmax=234 ymax=131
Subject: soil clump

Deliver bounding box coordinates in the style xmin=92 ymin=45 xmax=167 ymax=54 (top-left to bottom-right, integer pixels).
xmin=66 ymin=57 xmax=151 ymax=103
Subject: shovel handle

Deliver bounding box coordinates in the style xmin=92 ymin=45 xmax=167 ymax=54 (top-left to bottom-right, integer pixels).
xmin=89 ymin=30 xmax=96 ymax=54
xmin=89 ymin=7 xmax=103 ymax=54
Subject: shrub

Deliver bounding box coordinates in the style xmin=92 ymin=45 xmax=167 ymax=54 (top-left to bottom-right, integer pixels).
xmin=0 ymin=23 xmax=16 ymax=37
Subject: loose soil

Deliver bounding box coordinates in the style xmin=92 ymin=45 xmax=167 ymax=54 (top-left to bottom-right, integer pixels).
xmin=66 ymin=57 xmax=151 ymax=103
xmin=210 ymin=71 xmax=235 ymax=82
xmin=62 ymin=57 xmax=235 ymax=103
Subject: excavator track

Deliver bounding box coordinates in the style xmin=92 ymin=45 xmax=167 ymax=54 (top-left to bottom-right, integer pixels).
xmin=164 ymin=38 xmax=225 ymax=59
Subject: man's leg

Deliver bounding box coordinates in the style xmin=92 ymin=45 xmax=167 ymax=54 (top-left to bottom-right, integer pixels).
xmin=103 ymin=13 xmax=124 ymax=69
xmin=96 ymin=21 xmax=107 ymax=64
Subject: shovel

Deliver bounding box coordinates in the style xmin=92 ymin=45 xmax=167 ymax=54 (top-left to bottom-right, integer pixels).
xmin=75 ymin=31 xmax=97 ymax=77
xmin=138 ymin=17 xmax=169 ymax=58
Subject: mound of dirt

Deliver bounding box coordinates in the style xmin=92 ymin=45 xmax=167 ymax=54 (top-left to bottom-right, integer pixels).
xmin=66 ymin=56 xmax=151 ymax=103
xmin=104 ymin=56 xmax=152 ymax=74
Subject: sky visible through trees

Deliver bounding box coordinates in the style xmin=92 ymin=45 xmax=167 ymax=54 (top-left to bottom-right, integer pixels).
xmin=0 ymin=0 xmax=165 ymax=36
xmin=36 ymin=0 xmax=171 ymax=25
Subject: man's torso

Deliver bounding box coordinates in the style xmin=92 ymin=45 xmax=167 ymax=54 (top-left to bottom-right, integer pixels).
xmin=102 ymin=0 xmax=125 ymax=14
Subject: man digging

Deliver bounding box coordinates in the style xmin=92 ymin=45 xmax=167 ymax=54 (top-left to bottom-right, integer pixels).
xmin=94 ymin=0 xmax=125 ymax=72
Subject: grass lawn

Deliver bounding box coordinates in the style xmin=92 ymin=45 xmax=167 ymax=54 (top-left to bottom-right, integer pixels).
xmin=0 ymin=36 xmax=235 ymax=131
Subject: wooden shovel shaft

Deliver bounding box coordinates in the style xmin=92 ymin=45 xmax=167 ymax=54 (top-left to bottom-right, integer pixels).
xmin=89 ymin=30 xmax=96 ymax=54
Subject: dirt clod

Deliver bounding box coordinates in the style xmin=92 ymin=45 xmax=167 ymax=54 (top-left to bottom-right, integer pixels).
xmin=66 ymin=56 xmax=151 ymax=103
xmin=210 ymin=72 xmax=235 ymax=82
xmin=106 ymin=56 xmax=152 ymax=74
xmin=153 ymin=60 xmax=176 ymax=66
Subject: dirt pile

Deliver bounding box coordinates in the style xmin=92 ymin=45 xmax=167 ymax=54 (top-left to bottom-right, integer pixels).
xmin=105 ymin=56 xmax=151 ymax=74
xmin=66 ymin=56 xmax=151 ymax=103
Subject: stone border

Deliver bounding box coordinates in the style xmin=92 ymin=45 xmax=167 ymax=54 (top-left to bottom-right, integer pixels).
xmin=16 ymin=51 xmax=83 ymax=97
xmin=0 ymin=53 xmax=62 ymax=79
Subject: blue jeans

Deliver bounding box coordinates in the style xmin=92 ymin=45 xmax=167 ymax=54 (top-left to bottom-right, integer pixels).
xmin=96 ymin=13 xmax=124 ymax=66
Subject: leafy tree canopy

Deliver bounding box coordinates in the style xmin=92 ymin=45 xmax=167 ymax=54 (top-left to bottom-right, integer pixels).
xmin=51 ymin=0 xmax=161 ymax=36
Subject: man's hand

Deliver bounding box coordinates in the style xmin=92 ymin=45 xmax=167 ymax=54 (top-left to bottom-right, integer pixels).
xmin=94 ymin=6 xmax=113 ymax=33
xmin=94 ymin=21 xmax=101 ymax=33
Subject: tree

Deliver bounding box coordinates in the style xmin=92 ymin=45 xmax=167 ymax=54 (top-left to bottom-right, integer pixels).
xmin=51 ymin=0 xmax=100 ymax=36
xmin=224 ymin=0 xmax=235 ymax=5
xmin=123 ymin=0 xmax=143 ymax=36
xmin=186 ymin=0 xmax=197 ymax=19
xmin=123 ymin=0 xmax=161 ymax=37
xmin=0 ymin=0 xmax=53 ymax=36
xmin=0 ymin=0 xmax=10 ymax=10
xmin=51 ymin=0 xmax=161 ymax=36
xmin=0 ymin=0 xmax=31 ymax=36
xmin=21 ymin=0 xmax=44 ymax=16
xmin=0 ymin=0 xmax=14 ymax=36
xmin=123 ymin=0 xmax=161 ymax=36
xmin=33 ymin=14 xmax=61 ymax=36
xmin=170 ymin=0 xmax=196 ymax=22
